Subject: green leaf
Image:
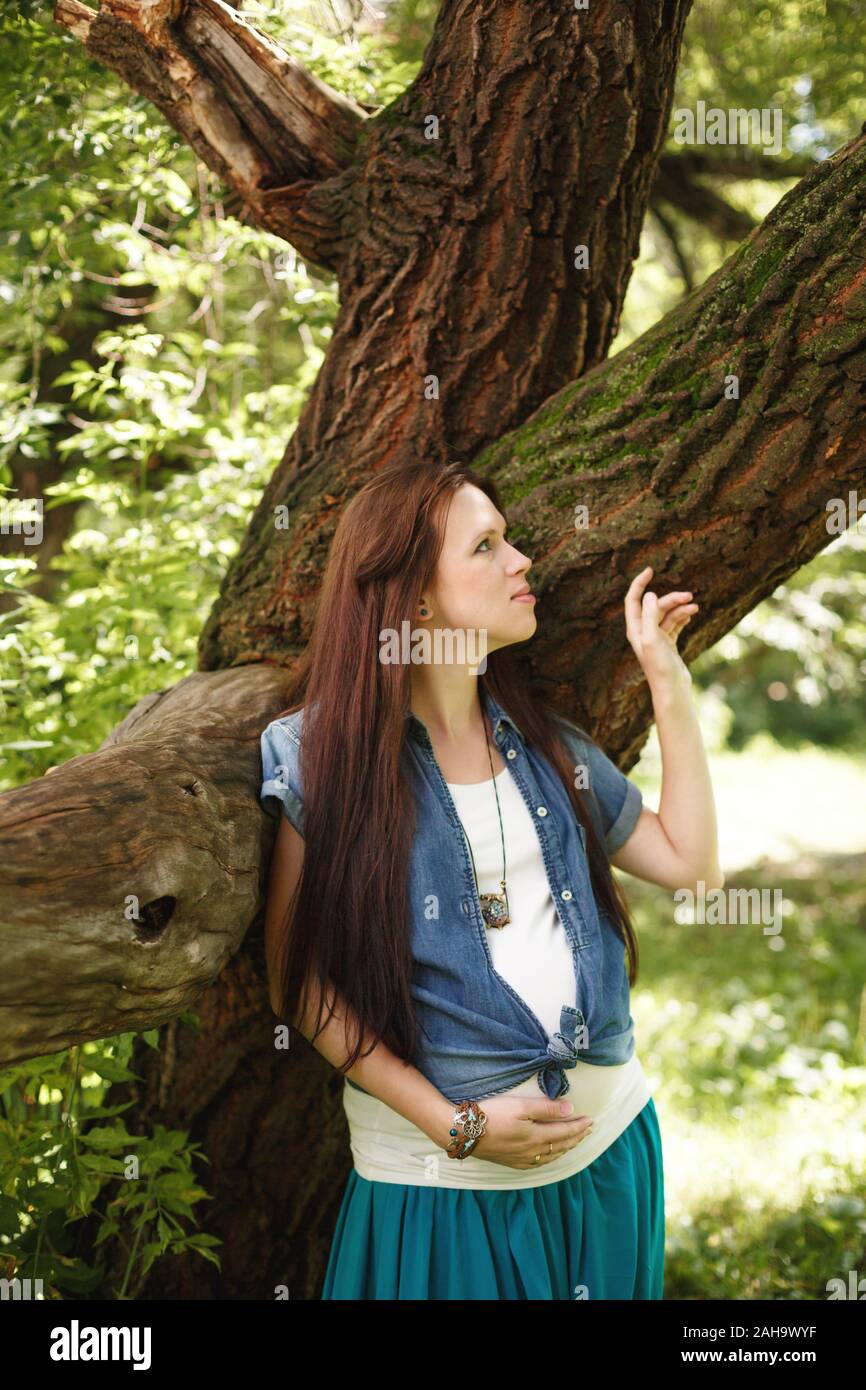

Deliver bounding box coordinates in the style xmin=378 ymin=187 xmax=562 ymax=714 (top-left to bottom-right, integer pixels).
xmin=81 ymin=1055 xmax=141 ymax=1084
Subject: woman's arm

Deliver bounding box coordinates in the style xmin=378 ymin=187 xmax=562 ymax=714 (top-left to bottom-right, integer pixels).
xmin=265 ymin=814 xmax=455 ymax=1148
xmin=610 ymin=567 xmax=724 ymax=893
xmin=610 ymin=677 xmax=724 ymax=892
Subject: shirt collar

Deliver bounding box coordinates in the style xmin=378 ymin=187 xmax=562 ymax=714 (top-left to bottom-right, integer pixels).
xmin=403 ymin=683 xmax=526 ymax=746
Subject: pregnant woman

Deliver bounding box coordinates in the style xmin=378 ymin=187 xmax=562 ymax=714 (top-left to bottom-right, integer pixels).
xmin=259 ymin=458 xmax=722 ymax=1300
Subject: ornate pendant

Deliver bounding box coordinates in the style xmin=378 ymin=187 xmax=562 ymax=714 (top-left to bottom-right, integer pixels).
xmin=480 ymin=892 xmax=510 ymax=928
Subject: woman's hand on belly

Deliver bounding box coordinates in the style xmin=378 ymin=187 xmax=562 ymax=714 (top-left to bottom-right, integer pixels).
xmin=471 ymin=1095 xmax=594 ymax=1170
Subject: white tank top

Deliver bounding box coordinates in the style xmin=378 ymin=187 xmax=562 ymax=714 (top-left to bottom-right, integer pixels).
xmin=343 ymin=768 xmax=652 ymax=1189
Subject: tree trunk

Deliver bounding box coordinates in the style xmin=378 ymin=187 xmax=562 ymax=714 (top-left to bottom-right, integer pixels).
xmin=4 ymin=0 xmax=862 ymax=1296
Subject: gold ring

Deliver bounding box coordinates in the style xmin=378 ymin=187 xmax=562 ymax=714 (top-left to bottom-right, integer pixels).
xmin=534 ymin=1153 xmax=541 ymax=1163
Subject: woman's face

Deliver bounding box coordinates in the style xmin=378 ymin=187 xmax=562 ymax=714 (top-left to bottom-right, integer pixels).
xmin=422 ymin=483 xmax=537 ymax=655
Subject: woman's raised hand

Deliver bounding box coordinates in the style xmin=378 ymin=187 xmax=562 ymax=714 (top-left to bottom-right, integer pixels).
xmin=624 ymin=565 xmax=699 ymax=691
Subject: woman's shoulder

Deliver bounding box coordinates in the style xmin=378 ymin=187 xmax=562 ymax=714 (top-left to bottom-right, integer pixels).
xmin=261 ymin=705 xmax=305 ymax=746
xmin=259 ymin=707 xmax=307 ymax=835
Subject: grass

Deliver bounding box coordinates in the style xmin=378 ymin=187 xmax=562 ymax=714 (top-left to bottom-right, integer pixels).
xmin=618 ymin=734 xmax=866 ymax=1299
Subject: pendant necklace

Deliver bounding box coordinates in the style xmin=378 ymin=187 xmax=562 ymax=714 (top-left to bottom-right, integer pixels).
xmin=459 ymin=718 xmax=510 ymax=929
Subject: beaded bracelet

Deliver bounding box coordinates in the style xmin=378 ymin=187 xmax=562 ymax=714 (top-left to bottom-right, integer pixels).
xmin=445 ymin=1098 xmax=488 ymax=1159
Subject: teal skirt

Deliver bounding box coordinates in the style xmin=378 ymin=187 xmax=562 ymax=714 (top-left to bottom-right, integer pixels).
xmin=321 ymin=1095 xmax=664 ymax=1300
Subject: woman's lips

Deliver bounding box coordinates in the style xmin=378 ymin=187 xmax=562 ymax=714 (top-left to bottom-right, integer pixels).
xmin=511 ymin=593 xmax=536 ymax=603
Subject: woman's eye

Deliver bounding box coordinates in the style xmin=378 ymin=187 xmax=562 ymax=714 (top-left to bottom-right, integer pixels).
xmin=476 ymin=538 xmax=491 ymax=552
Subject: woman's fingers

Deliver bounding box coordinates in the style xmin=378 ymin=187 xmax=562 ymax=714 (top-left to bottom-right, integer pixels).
xmin=659 ymin=602 xmax=699 ymax=634
xmin=626 ymin=574 xmax=694 ymax=610
xmin=523 ymin=1118 xmax=594 ymax=1166
xmin=655 ymin=590 xmax=693 ymax=611
xmin=624 ymin=567 xmax=652 ymax=645
xmin=660 ymin=600 xmax=699 ymax=620
xmin=529 ymin=1117 xmax=593 ymax=1142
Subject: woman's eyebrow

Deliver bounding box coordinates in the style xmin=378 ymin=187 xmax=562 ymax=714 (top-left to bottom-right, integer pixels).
xmin=470 ymin=522 xmax=508 ymax=545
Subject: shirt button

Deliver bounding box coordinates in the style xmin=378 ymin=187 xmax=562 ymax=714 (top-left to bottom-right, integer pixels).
xmin=506 ymin=749 xmax=516 ymax=760
xmin=561 ymin=890 xmax=573 ymax=901
xmin=537 ymin=806 xmax=548 ymax=817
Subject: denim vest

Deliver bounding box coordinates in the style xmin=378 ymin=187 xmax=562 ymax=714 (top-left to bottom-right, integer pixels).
xmin=259 ymin=685 xmax=643 ymax=1103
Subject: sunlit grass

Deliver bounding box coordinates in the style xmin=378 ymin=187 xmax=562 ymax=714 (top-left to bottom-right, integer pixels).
xmin=631 ymin=725 xmax=866 ymax=870
xmin=618 ymin=736 xmax=866 ymax=1298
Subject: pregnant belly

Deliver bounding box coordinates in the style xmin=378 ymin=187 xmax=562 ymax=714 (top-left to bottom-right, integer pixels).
xmin=341 ymin=1053 xmax=653 ymax=1189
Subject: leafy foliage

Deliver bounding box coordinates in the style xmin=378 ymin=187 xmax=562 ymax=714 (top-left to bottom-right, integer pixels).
xmin=0 ymin=0 xmax=863 ymax=1300
xmin=0 ymin=1025 xmax=221 ymax=1300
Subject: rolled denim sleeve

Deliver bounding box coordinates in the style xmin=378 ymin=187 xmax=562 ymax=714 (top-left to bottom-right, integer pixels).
xmin=259 ymin=719 xmax=306 ymax=839
xmin=558 ymin=720 xmax=642 ymax=855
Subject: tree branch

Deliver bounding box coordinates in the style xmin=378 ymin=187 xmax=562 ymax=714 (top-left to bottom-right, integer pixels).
xmin=659 ymin=149 xmax=818 ymax=183
xmin=651 ymin=167 xmax=756 ymax=243
xmin=648 ymin=203 xmax=695 ymax=291
xmin=0 ymin=665 xmax=289 ymax=1065
xmin=476 ymin=128 xmax=866 ymax=764
xmin=53 ymin=0 xmax=368 ymax=270
xmin=648 ymin=151 xmax=822 ymax=244
xmin=200 ymin=127 xmax=866 ymax=685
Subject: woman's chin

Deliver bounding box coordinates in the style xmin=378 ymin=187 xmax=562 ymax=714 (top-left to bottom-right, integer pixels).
xmin=507 ymin=605 xmax=538 ymax=635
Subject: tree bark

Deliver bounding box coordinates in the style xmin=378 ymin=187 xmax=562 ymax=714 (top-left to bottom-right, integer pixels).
xmin=5 ymin=0 xmax=861 ymax=1297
